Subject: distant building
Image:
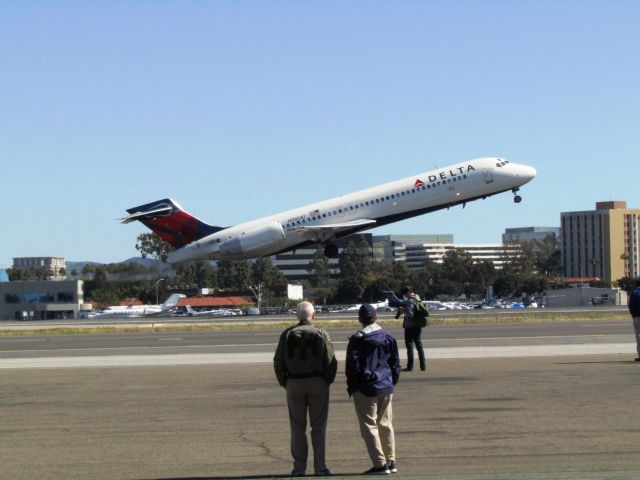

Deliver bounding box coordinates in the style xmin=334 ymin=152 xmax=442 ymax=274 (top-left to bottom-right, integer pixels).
xmin=272 ymin=234 xmax=373 ymax=281
xmin=406 ymin=243 xmax=521 ymax=270
xmin=372 ymin=235 xmax=520 ymax=270
xmin=372 ymin=234 xmax=454 ymax=264
xmin=0 ymin=280 xmax=92 ymax=320
xmin=12 ymin=256 xmax=66 ymax=279
xmin=502 ymin=227 xmax=560 ymax=248
xmin=560 ymin=201 xmax=640 ymax=282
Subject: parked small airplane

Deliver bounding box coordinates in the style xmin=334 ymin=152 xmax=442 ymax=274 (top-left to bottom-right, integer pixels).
xmin=184 ymin=305 xmax=242 ymax=317
xmin=93 ymin=294 xmax=186 ymax=319
xmin=122 ymin=157 xmax=535 ymax=263
xmin=344 ymin=300 xmax=390 ymax=312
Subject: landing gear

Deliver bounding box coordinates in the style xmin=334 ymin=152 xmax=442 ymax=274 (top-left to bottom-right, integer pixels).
xmin=512 ymin=187 xmax=522 ymax=203
xmin=324 ymin=242 xmax=339 ymax=258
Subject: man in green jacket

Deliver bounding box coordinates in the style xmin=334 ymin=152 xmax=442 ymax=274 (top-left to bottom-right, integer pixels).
xmin=274 ymin=301 xmax=337 ymax=477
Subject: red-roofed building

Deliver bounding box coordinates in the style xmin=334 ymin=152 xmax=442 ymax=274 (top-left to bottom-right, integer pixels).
xmin=177 ymin=296 xmax=253 ymax=308
xmin=562 ymin=277 xmax=600 ymax=287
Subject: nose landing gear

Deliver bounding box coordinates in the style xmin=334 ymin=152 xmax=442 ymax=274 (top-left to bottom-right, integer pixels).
xmin=512 ymin=188 xmax=522 ymax=203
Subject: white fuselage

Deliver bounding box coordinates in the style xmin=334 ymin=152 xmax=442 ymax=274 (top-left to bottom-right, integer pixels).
xmin=93 ymin=294 xmax=186 ymax=319
xmin=168 ymin=157 xmax=536 ymax=263
xmin=93 ymin=305 xmax=165 ymax=319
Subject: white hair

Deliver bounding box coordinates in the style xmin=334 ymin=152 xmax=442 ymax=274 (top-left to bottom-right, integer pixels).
xmin=296 ymin=301 xmax=315 ymax=321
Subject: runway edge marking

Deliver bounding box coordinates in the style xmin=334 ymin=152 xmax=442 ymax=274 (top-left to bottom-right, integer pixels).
xmin=0 ymin=342 xmax=635 ymax=369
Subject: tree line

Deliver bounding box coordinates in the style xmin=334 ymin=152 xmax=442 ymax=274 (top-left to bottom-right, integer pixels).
xmin=9 ymin=232 xmax=638 ymax=307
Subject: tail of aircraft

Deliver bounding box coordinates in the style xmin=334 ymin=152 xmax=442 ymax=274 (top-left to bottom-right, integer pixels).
xmin=122 ymin=199 xmax=225 ymax=249
xmin=161 ymin=293 xmax=186 ymax=309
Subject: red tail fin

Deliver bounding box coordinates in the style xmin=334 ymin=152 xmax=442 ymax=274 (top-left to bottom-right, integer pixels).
xmin=122 ymin=199 xmax=225 ymax=249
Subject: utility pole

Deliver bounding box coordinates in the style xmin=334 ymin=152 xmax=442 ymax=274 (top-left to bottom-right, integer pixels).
xmin=155 ymin=278 xmax=166 ymax=305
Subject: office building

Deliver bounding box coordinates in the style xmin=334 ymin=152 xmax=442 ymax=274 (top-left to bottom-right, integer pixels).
xmin=372 ymin=234 xmax=454 ymax=263
xmin=12 ymin=256 xmax=66 ymax=279
xmin=502 ymin=227 xmax=560 ymax=247
xmin=404 ymin=243 xmax=521 ymax=270
xmin=272 ymin=234 xmax=373 ymax=281
xmin=0 ymin=280 xmax=92 ymax=320
xmin=372 ymin=235 xmax=519 ymax=270
xmin=560 ymin=201 xmax=640 ymax=282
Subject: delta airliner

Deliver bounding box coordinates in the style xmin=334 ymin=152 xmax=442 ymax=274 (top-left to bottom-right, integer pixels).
xmin=122 ymin=157 xmax=536 ymax=263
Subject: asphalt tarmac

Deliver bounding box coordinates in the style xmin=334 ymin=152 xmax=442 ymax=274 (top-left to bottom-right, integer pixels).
xmin=2 ymin=350 xmax=639 ymax=479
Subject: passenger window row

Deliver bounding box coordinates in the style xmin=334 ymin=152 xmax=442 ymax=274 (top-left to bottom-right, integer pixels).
xmin=285 ymin=173 xmax=469 ymax=229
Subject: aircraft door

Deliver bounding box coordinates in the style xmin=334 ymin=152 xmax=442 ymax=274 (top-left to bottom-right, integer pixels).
xmin=484 ymin=168 xmax=494 ymax=184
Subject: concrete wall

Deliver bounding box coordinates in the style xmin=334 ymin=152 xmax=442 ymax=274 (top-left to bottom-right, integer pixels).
xmin=544 ymin=286 xmax=627 ymax=308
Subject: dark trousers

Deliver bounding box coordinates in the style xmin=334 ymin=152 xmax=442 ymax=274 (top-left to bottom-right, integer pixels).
xmin=404 ymin=326 xmax=425 ymax=370
xmin=285 ymin=377 xmax=330 ymax=474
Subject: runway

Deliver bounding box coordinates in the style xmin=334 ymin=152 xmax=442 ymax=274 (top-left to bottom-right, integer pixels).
xmin=0 ymin=336 xmax=635 ymax=369
xmin=1 ymin=319 xmax=639 ymax=480
xmin=0 ymin=319 xmax=636 ymax=368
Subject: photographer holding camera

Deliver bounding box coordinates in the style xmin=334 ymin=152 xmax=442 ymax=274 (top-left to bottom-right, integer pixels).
xmin=392 ymin=286 xmax=427 ymax=372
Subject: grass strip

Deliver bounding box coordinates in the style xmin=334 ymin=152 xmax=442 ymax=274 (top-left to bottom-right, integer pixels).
xmin=0 ymin=310 xmax=629 ymax=336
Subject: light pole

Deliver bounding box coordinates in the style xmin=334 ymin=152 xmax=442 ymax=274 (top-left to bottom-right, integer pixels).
xmin=155 ymin=278 xmax=166 ymax=305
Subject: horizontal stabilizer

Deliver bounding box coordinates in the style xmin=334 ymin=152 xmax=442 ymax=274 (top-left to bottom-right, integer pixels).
xmin=121 ymin=205 xmax=174 ymax=224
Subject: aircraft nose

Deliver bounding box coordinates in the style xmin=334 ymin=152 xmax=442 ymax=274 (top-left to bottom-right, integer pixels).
xmin=518 ymin=164 xmax=537 ymax=182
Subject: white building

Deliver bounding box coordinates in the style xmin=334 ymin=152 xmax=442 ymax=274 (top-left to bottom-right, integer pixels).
xmin=372 ymin=235 xmax=521 ymax=270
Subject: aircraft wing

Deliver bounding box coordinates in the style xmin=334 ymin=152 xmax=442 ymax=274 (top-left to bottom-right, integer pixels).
xmin=294 ymin=218 xmax=376 ymax=235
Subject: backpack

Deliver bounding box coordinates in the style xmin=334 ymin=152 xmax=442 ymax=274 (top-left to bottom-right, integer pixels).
xmin=413 ymin=301 xmax=430 ymax=327
xmin=284 ymin=327 xmax=326 ymax=378
xmin=357 ymin=339 xmax=389 ymax=384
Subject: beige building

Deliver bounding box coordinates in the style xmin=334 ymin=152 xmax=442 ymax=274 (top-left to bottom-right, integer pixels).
xmin=0 ymin=280 xmax=92 ymax=320
xmin=12 ymin=256 xmax=66 ymax=279
xmin=560 ymin=201 xmax=640 ymax=282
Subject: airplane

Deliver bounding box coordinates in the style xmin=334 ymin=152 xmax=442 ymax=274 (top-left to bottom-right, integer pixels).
xmin=93 ymin=294 xmax=186 ymax=319
xmin=344 ymin=300 xmax=390 ymax=312
xmin=184 ymin=305 xmax=242 ymax=317
xmin=122 ymin=157 xmax=536 ymax=263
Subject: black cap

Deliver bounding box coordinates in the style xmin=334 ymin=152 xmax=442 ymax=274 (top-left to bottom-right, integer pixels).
xmin=358 ymin=303 xmax=377 ymax=322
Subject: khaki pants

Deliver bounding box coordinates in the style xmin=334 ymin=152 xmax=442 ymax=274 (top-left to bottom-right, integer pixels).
xmin=285 ymin=377 xmax=330 ymax=474
xmin=352 ymin=391 xmax=395 ymax=467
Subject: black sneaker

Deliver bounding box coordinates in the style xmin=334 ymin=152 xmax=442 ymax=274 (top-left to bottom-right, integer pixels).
xmin=363 ymin=464 xmax=390 ymax=475
xmin=388 ymin=460 xmax=397 ymax=473
xmin=315 ymin=468 xmax=332 ymax=476
xmin=290 ymin=469 xmax=305 ymax=477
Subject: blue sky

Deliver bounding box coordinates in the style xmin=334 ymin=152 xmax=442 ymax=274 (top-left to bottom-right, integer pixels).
xmin=1 ymin=1 xmax=639 ymax=266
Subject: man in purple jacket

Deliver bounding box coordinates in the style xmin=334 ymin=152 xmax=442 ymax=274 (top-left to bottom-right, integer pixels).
xmin=346 ymin=303 xmax=401 ymax=475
